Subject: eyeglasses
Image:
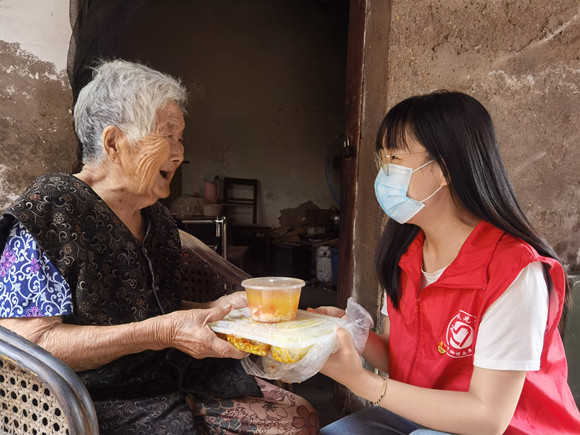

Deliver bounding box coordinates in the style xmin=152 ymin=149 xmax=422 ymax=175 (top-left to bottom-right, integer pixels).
xmin=375 ymin=150 xmax=430 ymax=175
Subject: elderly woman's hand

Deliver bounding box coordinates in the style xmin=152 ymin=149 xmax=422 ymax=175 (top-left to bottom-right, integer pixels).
xmin=150 ymin=305 xmax=247 ymax=359
xmin=211 ymin=291 xmax=248 ymax=310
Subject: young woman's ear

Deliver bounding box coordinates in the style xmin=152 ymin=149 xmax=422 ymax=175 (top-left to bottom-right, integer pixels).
xmin=437 ymin=157 xmax=450 ymax=187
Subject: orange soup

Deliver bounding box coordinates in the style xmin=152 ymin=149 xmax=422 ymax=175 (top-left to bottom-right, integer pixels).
xmin=242 ymin=277 xmax=305 ymax=323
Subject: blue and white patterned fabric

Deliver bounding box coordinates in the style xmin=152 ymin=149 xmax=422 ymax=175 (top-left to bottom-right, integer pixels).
xmin=0 ymin=221 xmax=73 ymax=318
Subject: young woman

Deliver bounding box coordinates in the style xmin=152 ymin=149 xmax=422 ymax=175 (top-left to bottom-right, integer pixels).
xmin=316 ymin=91 xmax=580 ymax=434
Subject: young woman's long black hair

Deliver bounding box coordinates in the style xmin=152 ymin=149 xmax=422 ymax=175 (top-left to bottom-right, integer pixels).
xmin=375 ymin=90 xmax=571 ymax=314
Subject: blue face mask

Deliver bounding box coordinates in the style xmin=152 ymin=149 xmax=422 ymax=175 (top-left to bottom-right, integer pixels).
xmin=374 ymin=160 xmax=442 ymax=224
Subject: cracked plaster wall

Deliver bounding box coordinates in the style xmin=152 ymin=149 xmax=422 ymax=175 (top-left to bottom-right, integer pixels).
xmin=0 ymin=1 xmax=76 ymax=212
xmin=0 ymin=42 xmax=76 ymax=210
xmin=382 ymin=0 xmax=580 ymax=271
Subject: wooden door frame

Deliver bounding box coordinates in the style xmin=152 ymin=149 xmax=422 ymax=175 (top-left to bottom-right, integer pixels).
xmin=337 ymin=0 xmax=390 ymax=315
xmin=337 ymin=0 xmax=366 ymax=309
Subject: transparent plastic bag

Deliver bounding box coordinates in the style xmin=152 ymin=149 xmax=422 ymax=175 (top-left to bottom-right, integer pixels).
xmin=344 ymin=297 xmax=375 ymax=355
xmin=238 ymin=297 xmax=374 ymax=383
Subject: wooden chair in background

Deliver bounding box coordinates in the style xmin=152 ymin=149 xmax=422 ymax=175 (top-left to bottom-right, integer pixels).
xmin=222 ymin=177 xmax=258 ymax=225
xmin=221 ymin=178 xmax=271 ymax=276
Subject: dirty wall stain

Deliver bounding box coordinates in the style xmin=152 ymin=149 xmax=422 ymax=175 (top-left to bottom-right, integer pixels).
xmin=0 ymin=40 xmax=76 ymax=211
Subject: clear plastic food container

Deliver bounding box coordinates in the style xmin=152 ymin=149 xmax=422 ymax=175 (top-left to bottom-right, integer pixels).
xmin=210 ymin=307 xmax=347 ymax=382
xmin=241 ymin=277 xmax=305 ymax=322
xmin=210 ymin=298 xmax=374 ymax=383
xmin=210 ymin=307 xmax=344 ymax=361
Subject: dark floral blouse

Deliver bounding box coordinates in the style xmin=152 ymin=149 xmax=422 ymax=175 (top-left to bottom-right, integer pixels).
xmin=0 ymin=174 xmax=260 ymax=404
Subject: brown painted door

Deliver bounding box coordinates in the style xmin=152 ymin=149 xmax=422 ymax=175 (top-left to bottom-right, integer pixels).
xmin=336 ymin=0 xmax=367 ymax=309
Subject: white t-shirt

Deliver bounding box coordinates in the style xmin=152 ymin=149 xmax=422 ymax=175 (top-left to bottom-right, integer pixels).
xmin=381 ymin=261 xmax=549 ymax=371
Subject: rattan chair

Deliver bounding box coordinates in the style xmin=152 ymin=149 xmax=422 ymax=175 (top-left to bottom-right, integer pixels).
xmin=0 ymin=325 xmax=99 ymax=435
xmin=179 ymin=229 xmax=251 ymax=302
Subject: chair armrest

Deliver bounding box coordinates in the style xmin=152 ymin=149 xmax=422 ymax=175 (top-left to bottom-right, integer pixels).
xmin=0 ymin=325 xmax=99 ymax=434
xmin=179 ymin=229 xmax=251 ymax=303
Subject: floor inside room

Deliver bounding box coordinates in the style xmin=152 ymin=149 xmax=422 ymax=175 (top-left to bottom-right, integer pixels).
xmin=292 ymin=372 xmax=347 ymax=429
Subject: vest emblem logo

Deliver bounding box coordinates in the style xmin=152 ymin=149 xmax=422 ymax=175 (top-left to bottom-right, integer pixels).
xmin=444 ymin=310 xmax=477 ymax=358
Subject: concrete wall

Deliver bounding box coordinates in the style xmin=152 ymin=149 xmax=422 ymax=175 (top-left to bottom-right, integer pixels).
xmin=0 ymin=0 xmax=76 ymax=211
xmin=384 ymin=0 xmax=580 ymax=271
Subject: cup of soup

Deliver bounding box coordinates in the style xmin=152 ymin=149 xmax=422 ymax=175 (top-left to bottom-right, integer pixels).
xmin=241 ymin=277 xmax=305 ymax=322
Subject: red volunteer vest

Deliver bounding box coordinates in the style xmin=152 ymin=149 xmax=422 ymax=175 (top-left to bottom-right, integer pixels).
xmin=387 ymin=220 xmax=580 ymax=434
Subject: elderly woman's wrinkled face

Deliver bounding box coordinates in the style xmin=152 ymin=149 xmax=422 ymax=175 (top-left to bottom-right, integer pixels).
xmin=119 ymin=101 xmax=185 ymax=201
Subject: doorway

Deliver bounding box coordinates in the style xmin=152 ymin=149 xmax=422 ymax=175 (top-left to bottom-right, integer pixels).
xmin=69 ymin=0 xmax=352 ymax=294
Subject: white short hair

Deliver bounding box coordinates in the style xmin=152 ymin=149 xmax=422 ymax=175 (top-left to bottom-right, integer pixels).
xmin=73 ymin=59 xmax=188 ymax=164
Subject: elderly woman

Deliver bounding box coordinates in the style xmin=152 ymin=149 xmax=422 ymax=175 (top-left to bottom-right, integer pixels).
xmin=0 ymin=60 xmax=318 ymax=434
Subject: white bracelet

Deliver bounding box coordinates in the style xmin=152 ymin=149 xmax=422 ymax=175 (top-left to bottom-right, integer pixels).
xmin=370 ymin=374 xmax=388 ymax=406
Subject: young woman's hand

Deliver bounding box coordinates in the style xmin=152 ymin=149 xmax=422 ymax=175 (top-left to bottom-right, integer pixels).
xmin=307 ymin=306 xmax=346 ymax=318
xmin=320 ymin=327 xmax=365 ymax=389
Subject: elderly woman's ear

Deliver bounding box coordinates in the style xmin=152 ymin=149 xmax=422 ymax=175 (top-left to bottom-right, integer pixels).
xmin=102 ymin=125 xmax=128 ymax=164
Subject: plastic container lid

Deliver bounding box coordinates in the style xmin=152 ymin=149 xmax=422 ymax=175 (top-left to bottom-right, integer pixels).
xmin=209 ymin=308 xmax=345 ymax=349
xmin=241 ymin=277 xmax=305 ymax=291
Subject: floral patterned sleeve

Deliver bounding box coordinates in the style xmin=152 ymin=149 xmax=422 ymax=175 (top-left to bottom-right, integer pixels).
xmin=0 ymin=220 xmax=73 ymax=318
